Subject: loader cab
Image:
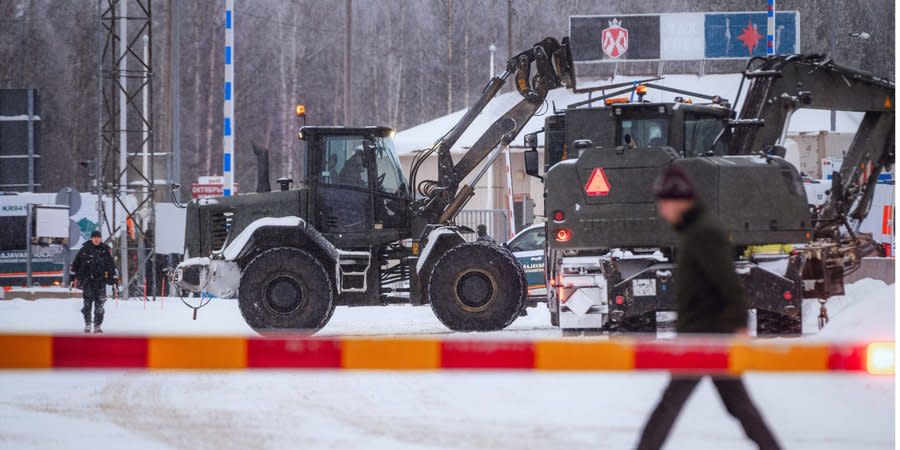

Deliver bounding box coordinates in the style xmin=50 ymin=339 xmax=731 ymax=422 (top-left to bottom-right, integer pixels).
xmin=301 ymin=126 xmax=411 ymax=248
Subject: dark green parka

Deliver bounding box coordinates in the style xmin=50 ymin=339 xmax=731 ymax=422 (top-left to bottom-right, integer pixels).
xmin=673 ymin=204 xmax=748 ymax=333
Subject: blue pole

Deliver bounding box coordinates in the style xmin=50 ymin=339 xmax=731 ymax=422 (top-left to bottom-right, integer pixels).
xmin=223 ymin=0 xmax=235 ymax=196
xmin=766 ymin=0 xmax=776 ymax=55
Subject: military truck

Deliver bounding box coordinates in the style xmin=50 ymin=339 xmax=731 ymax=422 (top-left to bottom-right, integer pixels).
xmin=174 ymin=37 xmax=575 ymax=334
xmin=523 ymin=54 xmax=894 ymax=334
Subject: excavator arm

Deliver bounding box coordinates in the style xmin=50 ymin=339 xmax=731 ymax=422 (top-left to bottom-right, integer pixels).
xmin=409 ymin=37 xmax=574 ymax=230
xmin=729 ymin=54 xmax=895 ymax=299
xmin=731 ymin=55 xmax=893 ymax=154
xmin=730 ymin=55 xmax=894 ymax=235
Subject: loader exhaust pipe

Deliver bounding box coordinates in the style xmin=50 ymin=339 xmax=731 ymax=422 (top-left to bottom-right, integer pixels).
xmin=252 ymin=141 xmax=271 ymax=193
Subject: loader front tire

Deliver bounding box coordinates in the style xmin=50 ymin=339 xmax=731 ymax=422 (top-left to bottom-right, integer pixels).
xmin=239 ymin=247 xmax=334 ymax=335
xmin=428 ymin=242 xmax=526 ymax=331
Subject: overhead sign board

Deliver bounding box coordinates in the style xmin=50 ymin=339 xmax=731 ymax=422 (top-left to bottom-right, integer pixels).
xmin=704 ymin=12 xmax=798 ymax=58
xmin=570 ymin=11 xmax=799 ymax=62
xmin=571 ymin=15 xmax=661 ymax=61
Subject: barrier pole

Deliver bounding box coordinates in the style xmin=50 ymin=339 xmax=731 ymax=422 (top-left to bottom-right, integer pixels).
xmin=766 ymin=0 xmax=776 ymax=55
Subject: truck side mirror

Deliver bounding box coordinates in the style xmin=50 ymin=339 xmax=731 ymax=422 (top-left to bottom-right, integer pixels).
xmin=524 ymin=149 xmax=542 ymax=181
xmin=524 ymin=132 xmax=538 ymax=151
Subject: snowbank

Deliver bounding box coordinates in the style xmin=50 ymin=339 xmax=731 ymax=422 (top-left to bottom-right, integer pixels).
xmin=806 ymin=278 xmax=895 ymax=341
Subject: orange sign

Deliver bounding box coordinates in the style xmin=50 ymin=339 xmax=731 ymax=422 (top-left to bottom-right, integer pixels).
xmin=585 ymin=168 xmax=612 ymax=196
xmin=882 ymin=205 xmax=893 ymax=235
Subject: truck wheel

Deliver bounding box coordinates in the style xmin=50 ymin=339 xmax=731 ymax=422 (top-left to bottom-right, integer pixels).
xmin=239 ymin=247 xmax=334 ymax=335
xmin=428 ymin=241 xmax=526 ymax=331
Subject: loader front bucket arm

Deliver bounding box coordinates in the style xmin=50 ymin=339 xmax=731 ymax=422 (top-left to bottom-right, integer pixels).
xmin=412 ymin=37 xmax=573 ymax=228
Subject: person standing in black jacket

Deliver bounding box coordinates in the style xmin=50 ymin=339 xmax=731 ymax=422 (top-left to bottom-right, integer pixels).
xmin=636 ymin=166 xmax=781 ymax=450
xmin=475 ymin=224 xmax=495 ymax=243
xmin=71 ymin=230 xmax=117 ymax=333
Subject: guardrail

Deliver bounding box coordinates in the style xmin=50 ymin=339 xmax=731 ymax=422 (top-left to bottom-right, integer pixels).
xmin=0 ymin=334 xmax=892 ymax=374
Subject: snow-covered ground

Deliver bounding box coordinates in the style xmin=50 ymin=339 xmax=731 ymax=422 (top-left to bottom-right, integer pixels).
xmin=0 ymin=279 xmax=894 ymax=449
xmin=0 ymin=371 xmax=892 ymax=450
xmin=0 ymin=278 xmax=892 ymax=338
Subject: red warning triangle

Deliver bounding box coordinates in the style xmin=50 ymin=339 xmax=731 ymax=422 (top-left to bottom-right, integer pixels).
xmin=585 ymin=168 xmax=611 ymax=196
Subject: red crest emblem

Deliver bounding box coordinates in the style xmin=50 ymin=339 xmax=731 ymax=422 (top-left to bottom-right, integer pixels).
xmin=601 ymin=18 xmax=628 ymax=59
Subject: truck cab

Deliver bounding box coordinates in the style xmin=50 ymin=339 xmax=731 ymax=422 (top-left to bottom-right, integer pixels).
xmin=542 ymin=99 xmax=732 ymax=169
xmin=526 ymin=88 xmax=813 ymax=334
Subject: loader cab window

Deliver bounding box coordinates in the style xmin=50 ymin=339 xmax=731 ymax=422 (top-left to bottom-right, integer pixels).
xmin=373 ymin=137 xmax=408 ymax=196
xmin=315 ymin=134 xmax=373 ymax=236
xmin=684 ymin=115 xmax=726 ymax=157
xmin=321 ymin=135 xmax=368 ymax=188
xmin=618 ymin=118 xmax=668 ymax=148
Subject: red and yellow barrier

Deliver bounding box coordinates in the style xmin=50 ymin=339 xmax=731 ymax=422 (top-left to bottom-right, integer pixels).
xmin=0 ymin=334 xmax=892 ymax=374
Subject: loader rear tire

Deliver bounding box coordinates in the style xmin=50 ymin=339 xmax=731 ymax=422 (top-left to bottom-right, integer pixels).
xmin=239 ymin=247 xmax=334 ymax=335
xmin=428 ymin=241 xmax=526 ymax=331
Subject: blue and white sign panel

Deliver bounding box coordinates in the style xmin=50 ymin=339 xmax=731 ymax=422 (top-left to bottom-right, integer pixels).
xmin=570 ymin=11 xmax=798 ymax=62
xmin=705 ymin=12 xmax=798 ymax=58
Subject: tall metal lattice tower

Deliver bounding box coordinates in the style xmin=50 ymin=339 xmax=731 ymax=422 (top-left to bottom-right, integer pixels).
xmin=98 ymin=0 xmax=157 ymax=298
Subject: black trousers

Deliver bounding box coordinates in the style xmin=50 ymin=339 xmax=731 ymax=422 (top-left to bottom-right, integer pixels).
xmin=81 ymin=279 xmax=107 ymax=326
xmin=636 ymin=376 xmax=781 ymax=450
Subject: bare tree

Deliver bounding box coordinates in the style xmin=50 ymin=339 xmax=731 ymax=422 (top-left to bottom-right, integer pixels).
xmin=462 ymin=0 xmax=472 ymax=106
xmin=440 ymin=0 xmax=455 ymax=114
xmin=1 ymin=0 xmax=894 ymax=193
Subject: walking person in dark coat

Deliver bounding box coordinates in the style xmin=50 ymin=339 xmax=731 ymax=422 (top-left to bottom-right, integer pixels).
xmin=636 ymin=166 xmax=781 ymax=450
xmin=71 ymin=230 xmax=117 ymax=333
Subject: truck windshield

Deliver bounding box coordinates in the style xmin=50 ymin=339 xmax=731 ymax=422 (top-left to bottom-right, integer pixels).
xmin=619 ymin=118 xmax=668 ymax=148
xmin=684 ymin=115 xmax=726 ymax=156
